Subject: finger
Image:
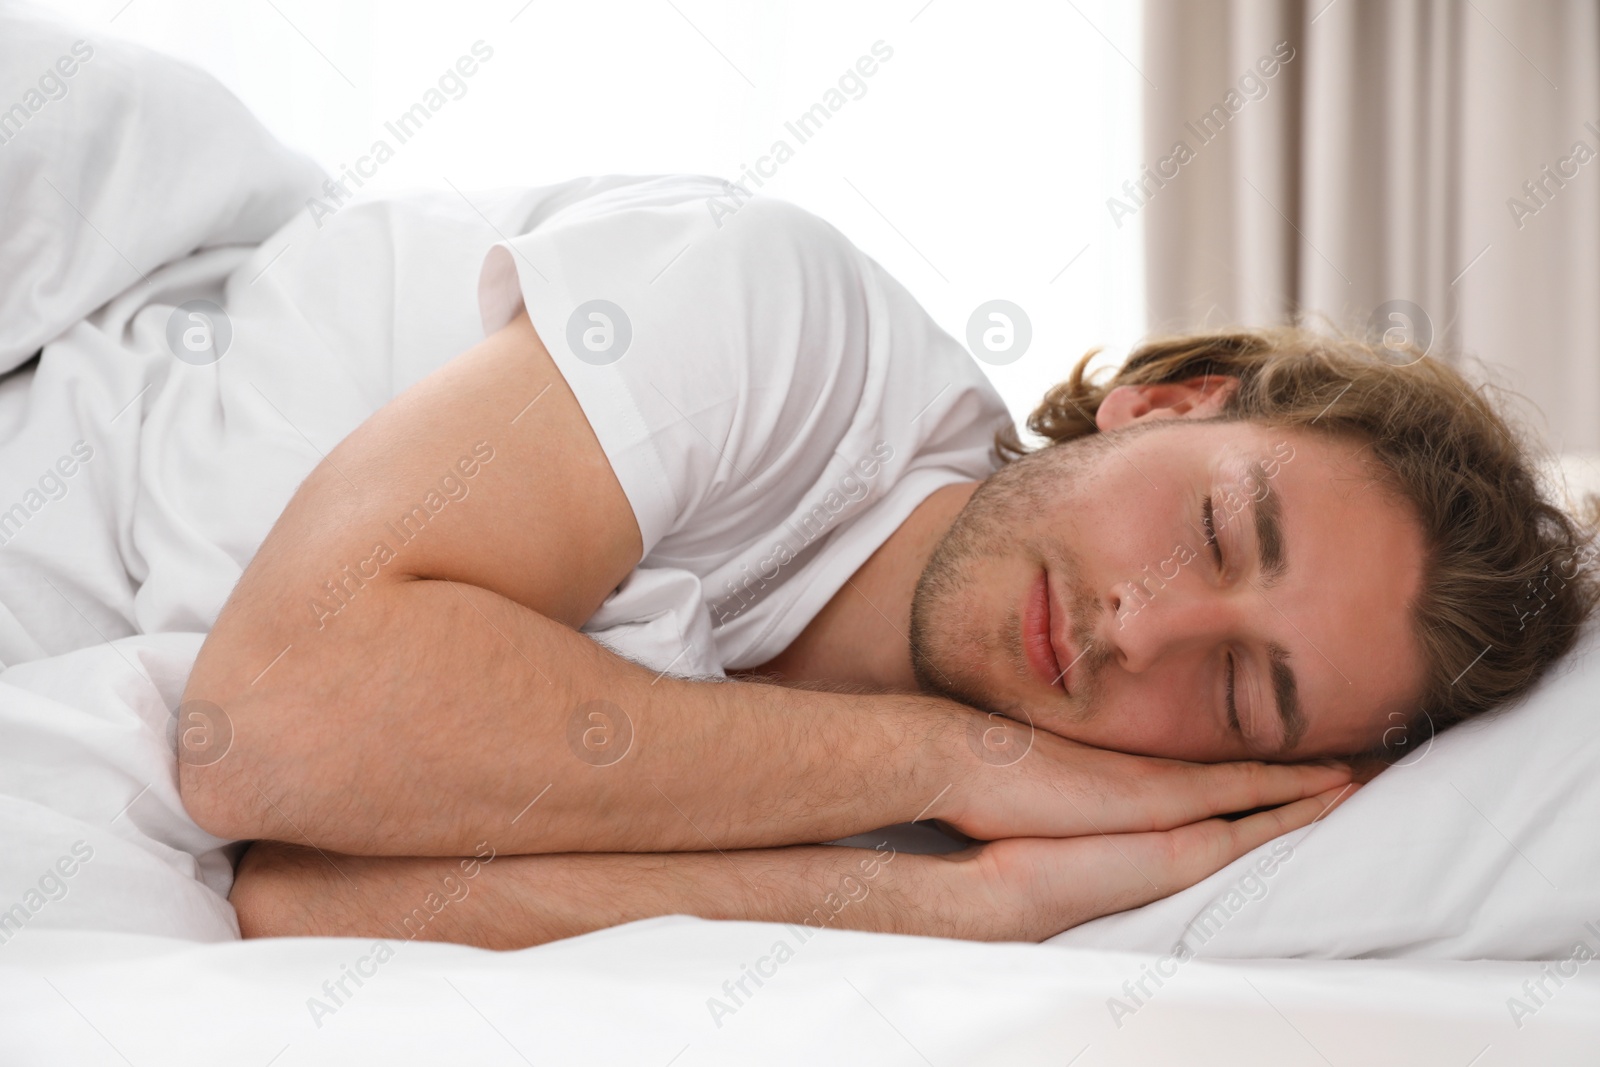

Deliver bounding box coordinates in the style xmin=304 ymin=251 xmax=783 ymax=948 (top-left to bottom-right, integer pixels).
xmin=1018 ymin=784 xmax=1360 ymax=934
xmin=1044 ymin=752 xmax=1350 ymax=838
xmin=1155 ymin=758 xmax=1354 ymax=829
xmin=1097 ymin=783 xmax=1360 ymax=914
xmin=1163 ymin=783 xmax=1358 ymax=887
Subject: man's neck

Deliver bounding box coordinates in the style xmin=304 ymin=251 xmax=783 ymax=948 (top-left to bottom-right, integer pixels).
xmin=731 ymin=480 xmax=980 ymax=691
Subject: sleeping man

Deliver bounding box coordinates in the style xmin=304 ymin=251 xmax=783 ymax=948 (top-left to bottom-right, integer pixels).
xmin=175 ymin=178 xmax=1597 ymax=947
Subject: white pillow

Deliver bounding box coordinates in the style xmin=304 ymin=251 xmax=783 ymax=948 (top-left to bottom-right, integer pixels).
xmin=0 ymin=0 xmax=326 ymax=371
xmin=1049 ymin=620 xmax=1600 ymax=959
xmin=0 ymin=633 xmax=237 ymax=942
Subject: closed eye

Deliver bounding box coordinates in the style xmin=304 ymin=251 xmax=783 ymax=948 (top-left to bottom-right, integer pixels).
xmin=1202 ymin=495 xmax=1223 ymax=568
xmin=1225 ymin=650 xmax=1239 ymax=734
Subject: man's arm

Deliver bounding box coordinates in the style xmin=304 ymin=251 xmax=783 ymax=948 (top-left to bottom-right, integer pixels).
xmin=229 ymin=787 xmax=1355 ymax=948
xmin=179 ymin=310 xmax=1350 ymax=857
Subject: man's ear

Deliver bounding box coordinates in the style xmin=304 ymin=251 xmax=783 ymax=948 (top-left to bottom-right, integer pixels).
xmin=1095 ymin=375 xmax=1241 ymax=432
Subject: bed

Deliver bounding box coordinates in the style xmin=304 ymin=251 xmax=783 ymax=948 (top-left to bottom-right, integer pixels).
xmin=1 ymin=5 xmax=1597 ymax=1062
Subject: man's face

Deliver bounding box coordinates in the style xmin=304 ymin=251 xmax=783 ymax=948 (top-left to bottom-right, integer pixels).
xmin=907 ymin=417 xmax=1427 ymax=761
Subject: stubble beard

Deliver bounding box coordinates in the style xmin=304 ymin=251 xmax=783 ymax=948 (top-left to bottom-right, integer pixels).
xmin=907 ymin=486 xmax=1013 ymax=715
xmin=908 ymin=440 xmax=1098 ymax=719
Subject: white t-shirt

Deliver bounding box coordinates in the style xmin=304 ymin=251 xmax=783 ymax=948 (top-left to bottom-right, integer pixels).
xmin=478 ymin=174 xmax=1012 ymax=677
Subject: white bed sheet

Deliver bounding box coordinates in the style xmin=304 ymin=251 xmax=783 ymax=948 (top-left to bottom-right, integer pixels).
xmin=2 ymin=920 xmax=1595 ymax=1066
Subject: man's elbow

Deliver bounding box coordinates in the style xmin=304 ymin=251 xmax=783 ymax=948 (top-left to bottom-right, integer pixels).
xmin=176 ymin=688 xmax=321 ymax=844
xmin=180 ymin=760 xmax=266 ymax=843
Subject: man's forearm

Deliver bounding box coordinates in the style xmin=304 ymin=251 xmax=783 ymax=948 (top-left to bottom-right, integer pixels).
xmin=231 ymin=837 xmax=997 ymax=949
xmin=183 ymin=571 xmax=972 ymax=857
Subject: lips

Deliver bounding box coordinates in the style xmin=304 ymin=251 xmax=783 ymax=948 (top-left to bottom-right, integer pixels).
xmin=1024 ymin=569 xmax=1066 ymax=692
xmin=1049 ymin=584 xmax=1079 ymax=696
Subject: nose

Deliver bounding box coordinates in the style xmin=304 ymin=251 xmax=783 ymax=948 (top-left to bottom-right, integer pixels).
xmin=1107 ymin=574 xmax=1233 ymax=673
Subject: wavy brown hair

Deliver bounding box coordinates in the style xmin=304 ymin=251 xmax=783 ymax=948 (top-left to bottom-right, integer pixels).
xmin=995 ymin=325 xmax=1600 ymax=759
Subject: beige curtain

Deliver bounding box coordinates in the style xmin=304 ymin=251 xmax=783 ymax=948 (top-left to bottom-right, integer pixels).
xmin=1140 ymin=0 xmax=1600 ymax=453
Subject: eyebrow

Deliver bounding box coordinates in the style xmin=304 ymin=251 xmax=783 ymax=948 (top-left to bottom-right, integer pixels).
xmin=1253 ymin=469 xmax=1287 ymax=588
xmin=1266 ymin=641 xmax=1307 ymax=753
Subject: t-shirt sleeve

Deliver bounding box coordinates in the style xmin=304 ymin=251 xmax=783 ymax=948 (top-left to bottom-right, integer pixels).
xmin=477 ymin=175 xmax=896 ymax=560
xmin=473 ymin=177 xmax=1011 ymax=575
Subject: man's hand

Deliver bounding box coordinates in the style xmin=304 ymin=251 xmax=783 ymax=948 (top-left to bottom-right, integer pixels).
xmin=965 ymin=783 xmax=1359 ymax=941
xmin=932 ymin=708 xmax=1352 ymax=843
